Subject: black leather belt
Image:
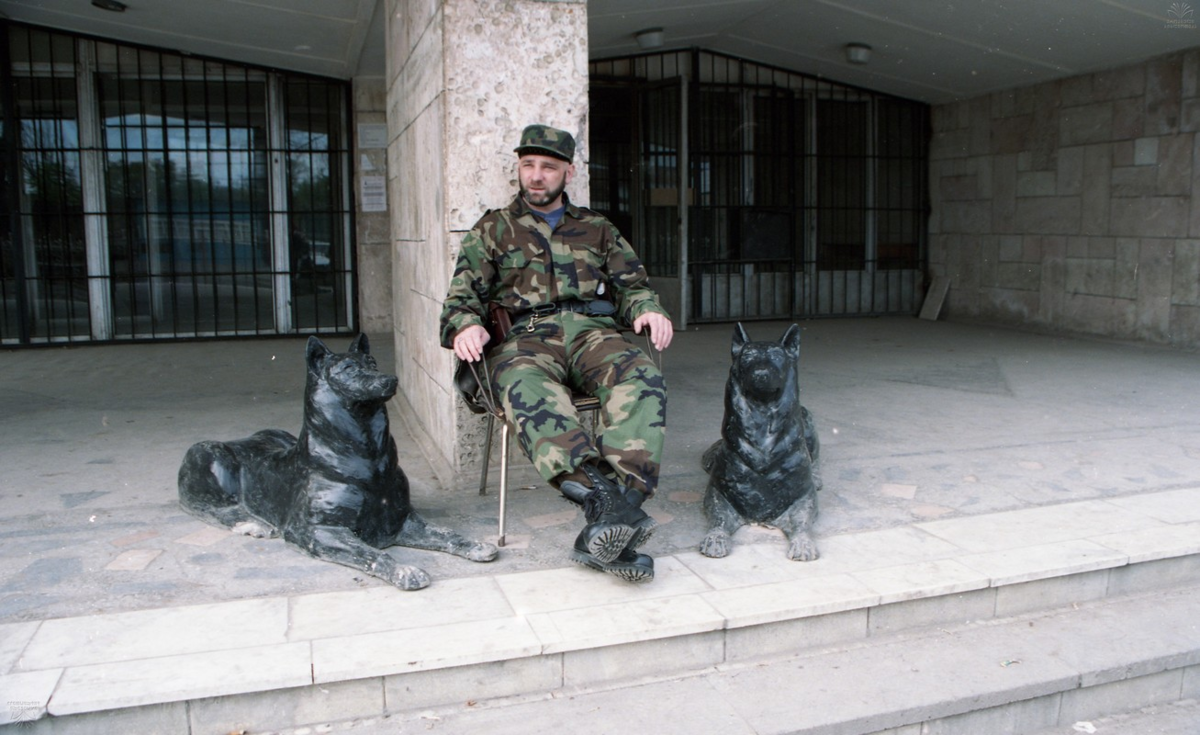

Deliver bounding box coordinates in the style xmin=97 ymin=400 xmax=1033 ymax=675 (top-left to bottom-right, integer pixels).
xmin=512 ymin=299 xmax=616 ymax=330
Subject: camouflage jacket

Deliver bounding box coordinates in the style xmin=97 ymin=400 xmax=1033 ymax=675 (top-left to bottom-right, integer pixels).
xmin=439 ymin=194 xmax=668 ymax=348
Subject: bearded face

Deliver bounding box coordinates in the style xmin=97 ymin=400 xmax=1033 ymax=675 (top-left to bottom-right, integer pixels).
xmin=517 ymin=154 xmax=574 ymax=211
xmin=521 ymin=178 xmax=567 ymax=208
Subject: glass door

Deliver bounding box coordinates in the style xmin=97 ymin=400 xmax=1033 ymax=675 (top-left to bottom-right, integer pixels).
xmin=5 ymin=27 xmax=88 ymax=342
xmin=99 ymin=44 xmax=275 ymax=337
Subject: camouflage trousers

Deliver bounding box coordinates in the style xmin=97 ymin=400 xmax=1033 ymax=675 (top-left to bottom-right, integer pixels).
xmin=487 ymin=312 xmax=667 ymax=496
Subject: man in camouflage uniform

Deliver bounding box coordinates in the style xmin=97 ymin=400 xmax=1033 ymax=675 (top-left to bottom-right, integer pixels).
xmin=440 ymin=124 xmax=673 ymax=583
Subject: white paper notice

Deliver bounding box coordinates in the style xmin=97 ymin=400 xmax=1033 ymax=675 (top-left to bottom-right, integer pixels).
xmin=361 ymin=175 xmax=386 ymax=212
xmin=358 ymin=124 xmax=387 ymax=149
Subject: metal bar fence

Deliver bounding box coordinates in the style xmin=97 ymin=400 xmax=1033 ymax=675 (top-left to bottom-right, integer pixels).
xmin=1 ymin=22 xmax=354 ymax=345
xmin=591 ymin=49 xmax=930 ymax=325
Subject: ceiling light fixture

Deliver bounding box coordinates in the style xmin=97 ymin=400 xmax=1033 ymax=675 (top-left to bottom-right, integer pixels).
xmin=634 ymin=27 xmax=664 ymax=50
xmin=92 ymin=0 xmax=128 ymax=11
xmin=844 ymin=43 xmax=872 ymax=65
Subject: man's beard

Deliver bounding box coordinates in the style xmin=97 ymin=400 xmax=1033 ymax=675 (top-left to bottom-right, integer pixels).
xmin=521 ymin=180 xmax=566 ymax=208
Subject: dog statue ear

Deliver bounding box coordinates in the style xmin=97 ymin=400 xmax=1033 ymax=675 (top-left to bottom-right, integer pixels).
xmin=781 ymin=323 xmax=802 ymax=359
xmin=349 ymin=333 xmax=370 ymax=354
xmin=732 ymin=322 xmax=750 ymax=356
xmin=306 ymin=336 xmax=331 ymax=371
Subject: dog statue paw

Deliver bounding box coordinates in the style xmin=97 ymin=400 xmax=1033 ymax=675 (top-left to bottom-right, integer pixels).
xmin=178 ymin=335 xmax=496 ymax=591
xmin=786 ymin=532 xmax=820 ymax=562
xmin=231 ymin=520 xmax=277 ymax=539
xmin=700 ymin=323 xmax=822 ymax=561
xmin=379 ymin=559 xmax=432 ymax=591
xmin=466 ymin=542 xmax=500 ymax=563
xmin=699 ymin=528 xmax=733 ymax=559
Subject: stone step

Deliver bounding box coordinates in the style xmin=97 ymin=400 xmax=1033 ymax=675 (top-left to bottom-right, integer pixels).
xmin=3 ymin=489 xmax=1199 ymax=733
xmin=1024 ymin=698 xmax=1200 ymax=735
xmin=272 ymin=586 xmax=1200 ymax=735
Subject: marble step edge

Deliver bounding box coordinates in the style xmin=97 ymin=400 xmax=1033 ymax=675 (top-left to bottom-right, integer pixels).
xmin=13 ymin=581 xmax=1200 ymax=735
xmin=5 ymin=545 xmax=1198 ymax=724
xmin=371 ymin=584 xmax=1200 ymax=735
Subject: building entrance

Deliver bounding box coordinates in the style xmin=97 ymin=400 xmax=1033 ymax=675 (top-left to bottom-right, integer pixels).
xmin=590 ymin=50 xmax=929 ymax=325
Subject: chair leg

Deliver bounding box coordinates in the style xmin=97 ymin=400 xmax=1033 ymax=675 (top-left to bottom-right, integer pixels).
xmin=498 ymin=421 xmax=510 ymax=547
xmin=479 ymin=413 xmax=495 ymax=496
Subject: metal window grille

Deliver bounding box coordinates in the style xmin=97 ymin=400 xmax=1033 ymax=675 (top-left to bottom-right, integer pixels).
xmin=1 ymin=27 xmax=86 ymax=342
xmin=590 ymin=50 xmax=929 ymax=324
xmin=1 ymin=23 xmax=354 ymax=345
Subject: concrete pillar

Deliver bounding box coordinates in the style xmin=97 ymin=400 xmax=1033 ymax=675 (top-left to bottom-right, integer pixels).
xmin=385 ymin=0 xmax=589 ymax=487
xmin=352 ymin=76 xmax=393 ymax=334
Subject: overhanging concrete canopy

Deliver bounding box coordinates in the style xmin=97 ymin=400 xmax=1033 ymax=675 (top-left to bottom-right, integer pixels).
xmin=1 ymin=0 xmax=1198 ymax=101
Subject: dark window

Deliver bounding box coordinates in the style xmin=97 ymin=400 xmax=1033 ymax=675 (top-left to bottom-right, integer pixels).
xmin=1 ymin=23 xmax=353 ymax=344
xmin=876 ymin=99 xmax=926 ymax=270
xmin=5 ymin=27 xmax=87 ymax=340
xmin=592 ymin=49 xmax=930 ymax=321
xmin=286 ymin=77 xmax=350 ymax=332
xmin=817 ymin=99 xmax=868 ymax=271
xmin=99 ymin=48 xmax=273 ymax=337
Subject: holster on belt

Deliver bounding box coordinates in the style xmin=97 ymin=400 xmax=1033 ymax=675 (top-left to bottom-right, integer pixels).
xmin=488 ymin=301 xmax=513 ymax=343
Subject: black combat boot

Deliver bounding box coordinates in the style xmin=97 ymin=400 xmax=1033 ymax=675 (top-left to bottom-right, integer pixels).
xmin=557 ymin=464 xmax=653 ymax=563
xmin=569 ymin=544 xmax=654 ymax=583
xmin=560 ymin=464 xmax=659 ymax=553
xmin=579 ymin=464 xmax=659 ymax=551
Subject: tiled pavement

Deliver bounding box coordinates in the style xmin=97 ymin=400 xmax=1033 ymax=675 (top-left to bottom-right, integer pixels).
xmin=3 ymin=317 xmax=1200 ymax=730
xmin=3 ymin=485 xmax=1199 ymax=728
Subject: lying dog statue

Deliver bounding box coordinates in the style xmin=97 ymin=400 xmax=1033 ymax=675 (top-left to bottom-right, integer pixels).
xmin=178 ymin=334 xmax=497 ymax=590
xmin=700 ymin=323 xmax=822 ymax=561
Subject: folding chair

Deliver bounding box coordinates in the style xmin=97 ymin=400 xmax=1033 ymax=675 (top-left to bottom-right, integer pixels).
xmin=478 ymin=390 xmax=600 ymax=547
xmin=452 ymin=306 xmax=658 ymax=547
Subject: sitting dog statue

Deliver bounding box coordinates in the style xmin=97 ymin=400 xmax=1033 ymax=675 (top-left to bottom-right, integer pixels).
xmin=700 ymin=323 xmax=822 ymax=561
xmin=178 ymin=334 xmax=497 ymax=590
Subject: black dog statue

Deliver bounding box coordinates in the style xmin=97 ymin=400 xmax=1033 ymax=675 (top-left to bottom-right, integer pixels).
xmin=700 ymin=323 xmax=822 ymax=561
xmin=178 ymin=334 xmax=498 ymax=590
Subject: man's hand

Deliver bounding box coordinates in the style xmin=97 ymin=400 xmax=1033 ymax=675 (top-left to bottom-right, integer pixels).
xmin=453 ymin=324 xmax=491 ymax=362
xmin=632 ymin=311 xmax=674 ymax=352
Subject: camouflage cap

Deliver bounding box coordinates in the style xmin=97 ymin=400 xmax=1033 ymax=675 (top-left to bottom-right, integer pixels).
xmin=514 ymin=124 xmax=575 ymax=162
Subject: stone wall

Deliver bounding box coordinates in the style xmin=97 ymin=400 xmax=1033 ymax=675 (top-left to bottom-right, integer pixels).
xmin=386 ymin=0 xmax=590 ymax=486
xmin=930 ymin=50 xmax=1200 ymax=348
xmin=352 ymin=77 xmax=393 ymax=334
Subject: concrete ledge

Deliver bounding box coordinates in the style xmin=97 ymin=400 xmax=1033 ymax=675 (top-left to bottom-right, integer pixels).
xmin=189 ymin=678 xmax=385 ymax=735
xmin=893 ymin=673 xmax=1200 ymax=735
xmin=370 ymin=589 xmax=1200 ymax=735
xmin=383 ymin=656 xmax=562 ymax=713
xmin=3 ymin=488 xmax=1200 ymax=732
xmin=49 ymin=642 xmax=313 ymax=716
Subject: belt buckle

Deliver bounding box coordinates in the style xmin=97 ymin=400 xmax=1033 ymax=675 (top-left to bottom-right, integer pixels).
xmin=526 ymin=302 xmax=557 ymax=332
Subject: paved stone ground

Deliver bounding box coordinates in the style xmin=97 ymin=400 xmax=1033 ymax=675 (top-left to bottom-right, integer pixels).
xmin=1023 ymin=700 xmax=1200 ymax=735
xmin=3 ymin=317 xmax=1200 ymax=622
xmin=221 ymin=698 xmax=1200 ymax=735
